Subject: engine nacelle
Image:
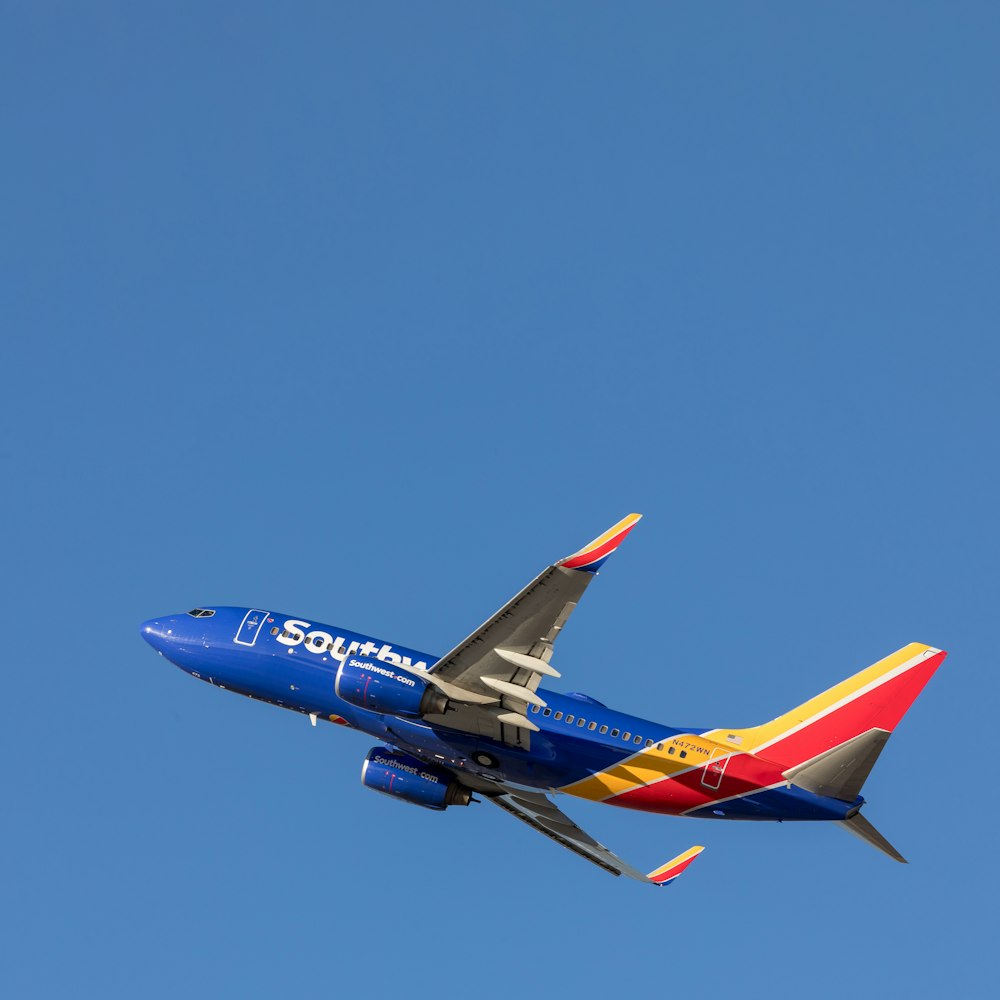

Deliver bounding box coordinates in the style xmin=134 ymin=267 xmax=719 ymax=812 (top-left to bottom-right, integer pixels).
xmin=334 ymin=655 xmax=448 ymax=717
xmin=361 ymin=748 xmax=472 ymax=810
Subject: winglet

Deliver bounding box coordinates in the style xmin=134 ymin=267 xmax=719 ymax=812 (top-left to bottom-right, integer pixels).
xmin=646 ymin=846 xmax=704 ymax=886
xmin=558 ymin=513 xmax=643 ymax=573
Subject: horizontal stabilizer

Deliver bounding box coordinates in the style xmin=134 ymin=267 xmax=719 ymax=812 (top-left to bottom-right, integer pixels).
xmin=838 ymin=812 xmax=906 ymax=863
xmin=782 ymin=728 xmax=891 ymax=802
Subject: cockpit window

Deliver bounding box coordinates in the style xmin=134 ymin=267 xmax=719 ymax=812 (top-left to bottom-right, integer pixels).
xmin=186 ymin=608 xmax=215 ymax=618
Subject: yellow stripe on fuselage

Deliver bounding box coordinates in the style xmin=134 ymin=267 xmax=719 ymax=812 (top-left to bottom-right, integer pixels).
xmin=561 ymin=733 xmax=728 ymax=802
xmin=562 ymin=643 xmax=936 ymax=803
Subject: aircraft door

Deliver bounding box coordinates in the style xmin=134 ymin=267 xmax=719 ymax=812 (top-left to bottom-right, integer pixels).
xmin=234 ymin=609 xmax=269 ymax=646
xmin=701 ymin=748 xmax=730 ymax=791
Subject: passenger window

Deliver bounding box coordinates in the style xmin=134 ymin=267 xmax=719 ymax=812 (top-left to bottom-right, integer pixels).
xmin=588 ymin=721 xmax=597 ymax=731
xmin=578 ymin=718 xmax=586 ymax=727
xmin=611 ymin=728 xmax=620 ymax=738
xmin=656 ymin=742 xmax=663 ymax=751
xmin=623 ymin=732 xmax=631 ymax=741
xmin=634 ymin=735 xmax=642 ymax=744
xmin=668 ymin=746 xmax=676 ymax=755
xmin=565 ymin=715 xmax=574 ymax=724
xmin=338 ymin=647 xmax=347 ymax=655
xmin=554 ymin=712 xmax=563 ymax=721
xmin=271 ymin=627 xmax=279 ymax=635
xmin=599 ymin=725 xmax=608 ymax=734
xmin=543 ymin=708 xmax=552 ymax=717
xmin=680 ymin=750 xmax=688 ymax=759
xmin=645 ymin=739 xmax=653 ymax=748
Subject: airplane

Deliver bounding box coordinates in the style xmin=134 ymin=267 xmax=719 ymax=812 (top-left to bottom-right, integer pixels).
xmin=140 ymin=514 xmax=946 ymax=886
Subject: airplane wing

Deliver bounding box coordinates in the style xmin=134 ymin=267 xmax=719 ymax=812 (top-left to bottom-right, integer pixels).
xmin=420 ymin=514 xmax=642 ymax=748
xmin=473 ymin=780 xmax=703 ymax=886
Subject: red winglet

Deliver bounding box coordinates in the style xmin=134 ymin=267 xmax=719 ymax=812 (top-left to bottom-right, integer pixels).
xmin=557 ymin=513 xmax=643 ymax=573
xmin=647 ymin=846 xmax=704 ymax=886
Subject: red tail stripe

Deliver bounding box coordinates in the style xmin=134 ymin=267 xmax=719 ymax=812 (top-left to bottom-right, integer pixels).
xmin=755 ymin=651 xmax=944 ymax=769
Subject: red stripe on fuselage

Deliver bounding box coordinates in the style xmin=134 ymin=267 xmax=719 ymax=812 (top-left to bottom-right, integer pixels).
xmin=607 ymin=753 xmax=784 ymax=814
xmin=599 ymin=651 xmax=944 ymax=814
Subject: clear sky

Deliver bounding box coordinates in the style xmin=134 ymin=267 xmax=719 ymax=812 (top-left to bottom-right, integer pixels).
xmin=3 ymin=3 xmax=998 ymax=997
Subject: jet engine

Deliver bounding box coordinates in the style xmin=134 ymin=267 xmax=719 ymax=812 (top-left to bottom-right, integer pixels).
xmin=361 ymin=748 xmax=472 ymax=810
xmin=335 ymin=654 xmax=448 ymax=717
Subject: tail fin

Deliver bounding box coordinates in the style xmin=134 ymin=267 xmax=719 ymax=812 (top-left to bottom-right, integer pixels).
xmin=711 ymin=643 xmax=946 ymax=777
xmin=839 ymin=812 xmax=907 ymax=863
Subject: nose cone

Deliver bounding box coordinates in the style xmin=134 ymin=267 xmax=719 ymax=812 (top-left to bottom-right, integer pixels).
xmin=141 ymin=617 xmax=173 ymax=653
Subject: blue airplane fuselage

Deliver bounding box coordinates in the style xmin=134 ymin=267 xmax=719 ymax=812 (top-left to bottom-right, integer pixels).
xmin=141 ymin=606 xmax=858 ymax=823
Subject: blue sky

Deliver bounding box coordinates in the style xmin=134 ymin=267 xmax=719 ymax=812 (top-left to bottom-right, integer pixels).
xmin=3 ymin=3 xmax=998 ymax=996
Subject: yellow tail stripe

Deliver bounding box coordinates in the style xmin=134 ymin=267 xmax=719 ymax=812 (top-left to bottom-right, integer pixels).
xmin=703 ymin=642 xmax=935 ymax=751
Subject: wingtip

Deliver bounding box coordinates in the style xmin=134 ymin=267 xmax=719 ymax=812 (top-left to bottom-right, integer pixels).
xmin=557 ymin=513 xmax=644 ymax=573
xmin=647 ymin=845 xmax=704 ymax=886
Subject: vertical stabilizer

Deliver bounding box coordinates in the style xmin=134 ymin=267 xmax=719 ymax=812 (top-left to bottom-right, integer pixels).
xmin=707 ymin=644 xmax=946 ymax=772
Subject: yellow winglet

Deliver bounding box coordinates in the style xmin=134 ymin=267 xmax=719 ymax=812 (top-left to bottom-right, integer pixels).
xmin=647 ymin=845 xmax=705 ymax=886
xmin=557 ymin=513 xmax=643 ymax=573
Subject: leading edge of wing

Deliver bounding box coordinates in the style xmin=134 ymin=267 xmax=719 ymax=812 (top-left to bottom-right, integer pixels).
xmin=557 ymin=513 xmax=643 ymax=573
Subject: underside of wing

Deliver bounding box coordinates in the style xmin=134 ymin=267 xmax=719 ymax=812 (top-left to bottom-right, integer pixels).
xmin=423 ymin=562 xmax=590 ymax=747
xmin=422 ymin=515 xmax=642 ymax=749
xmin=488 ymin=786 xmax=653 ymax=881
xmin=464 ymin=777 xmax=702 ymax=886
